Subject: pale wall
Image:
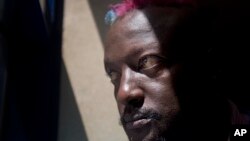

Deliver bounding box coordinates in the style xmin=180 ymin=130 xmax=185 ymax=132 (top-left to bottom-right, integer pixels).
xmin=58 ymin=0 xmax=127 ymax=141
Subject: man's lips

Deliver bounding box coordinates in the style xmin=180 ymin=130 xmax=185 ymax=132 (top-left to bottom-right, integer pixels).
xmin=125 ymin=118 xmax=152 ymax=129
xmin=123 ymin=114 xmax=149 ymax=123
xmin=122 ymin=113 xmax=161 ymax=129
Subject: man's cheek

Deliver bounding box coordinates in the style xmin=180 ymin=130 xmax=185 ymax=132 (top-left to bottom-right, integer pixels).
xmin=117 ymin=104 xmax=125 ymax=116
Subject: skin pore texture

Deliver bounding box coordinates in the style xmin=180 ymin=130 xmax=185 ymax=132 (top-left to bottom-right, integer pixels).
xmin=104 ymin=6 xmax=232 ymax=141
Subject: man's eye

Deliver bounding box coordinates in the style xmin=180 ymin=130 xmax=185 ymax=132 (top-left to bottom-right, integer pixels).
xmin=138 ymin=55 xmax=162 ymax=71
xmin=109 ymin=71 xmax=119 ymax=84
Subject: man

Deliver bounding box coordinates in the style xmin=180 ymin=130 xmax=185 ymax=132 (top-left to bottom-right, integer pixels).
xmin=103 ymin=0 xmax=249 ymax=141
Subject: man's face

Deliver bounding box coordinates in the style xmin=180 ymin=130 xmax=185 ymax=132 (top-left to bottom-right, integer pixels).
xmin=104 ymin=8 xmax=184 ymax=141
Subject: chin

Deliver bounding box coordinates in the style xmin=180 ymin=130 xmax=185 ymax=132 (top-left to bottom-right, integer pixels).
xmin=124 ymin=114 xmax=183 ymax=141
xmin=124 ymin=120 xmax=170 ymax=141
xmin=127 ymin=131 xmax=167 ymax=141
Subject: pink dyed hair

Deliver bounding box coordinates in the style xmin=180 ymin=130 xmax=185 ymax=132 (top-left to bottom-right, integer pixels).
xmin=110 ymin=0 xmax=196 ymax=17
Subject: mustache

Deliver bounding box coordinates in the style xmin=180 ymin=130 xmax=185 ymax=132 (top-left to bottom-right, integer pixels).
xmin=120 ymin=108 xmax=162 ymax=125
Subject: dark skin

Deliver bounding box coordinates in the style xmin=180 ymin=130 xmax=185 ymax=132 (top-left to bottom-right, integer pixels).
xmin=104 ymin=7 xmax=185 ymax=141
xmin=104 ymin=7 xmax=231 ymax=141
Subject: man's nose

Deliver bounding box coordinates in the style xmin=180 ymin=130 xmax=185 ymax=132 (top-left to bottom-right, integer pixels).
xmin=116 ymin=67 xmax=144 ymax=108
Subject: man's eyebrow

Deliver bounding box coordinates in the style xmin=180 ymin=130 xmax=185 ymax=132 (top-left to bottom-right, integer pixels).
xmin=128 ymin=41 xmax=159 ymax=57
xmin=105 ymin=41 xmax=159 ymax=63
xmin=104 ymin=41 xmax=159 ymax=72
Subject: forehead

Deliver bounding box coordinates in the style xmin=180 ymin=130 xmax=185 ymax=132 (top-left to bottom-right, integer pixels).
xmin=105 ymin=9 xmax=154 ymax=49
xmin=105 ymin=7 xmax=184 ymax=43
xmin=112 ymin=9 xmax=152 ymax=34
xmin=104 ymin=10 xmax=155 ymax=63
xmin=104 ymin=7 xmax=190 ymax=63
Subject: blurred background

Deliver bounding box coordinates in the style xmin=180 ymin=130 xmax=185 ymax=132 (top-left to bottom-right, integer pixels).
xmin=0 ymin=0 xmax=127 ymax=141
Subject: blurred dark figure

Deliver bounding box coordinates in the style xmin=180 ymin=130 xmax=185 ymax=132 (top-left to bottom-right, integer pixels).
xmin=0 ymin=0 xmax=63 ymax=141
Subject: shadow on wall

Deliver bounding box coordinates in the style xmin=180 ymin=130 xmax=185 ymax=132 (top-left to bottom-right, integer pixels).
xmin=58 ymin=62 xmax=88 ymax=141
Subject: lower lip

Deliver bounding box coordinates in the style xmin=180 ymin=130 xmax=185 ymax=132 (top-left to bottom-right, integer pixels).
xmin=126 ymin=118 xmax=152 ymax=129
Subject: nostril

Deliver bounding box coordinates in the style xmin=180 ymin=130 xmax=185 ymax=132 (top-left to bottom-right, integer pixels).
xmin=128 ymin=98 xmax=144 ymax=108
